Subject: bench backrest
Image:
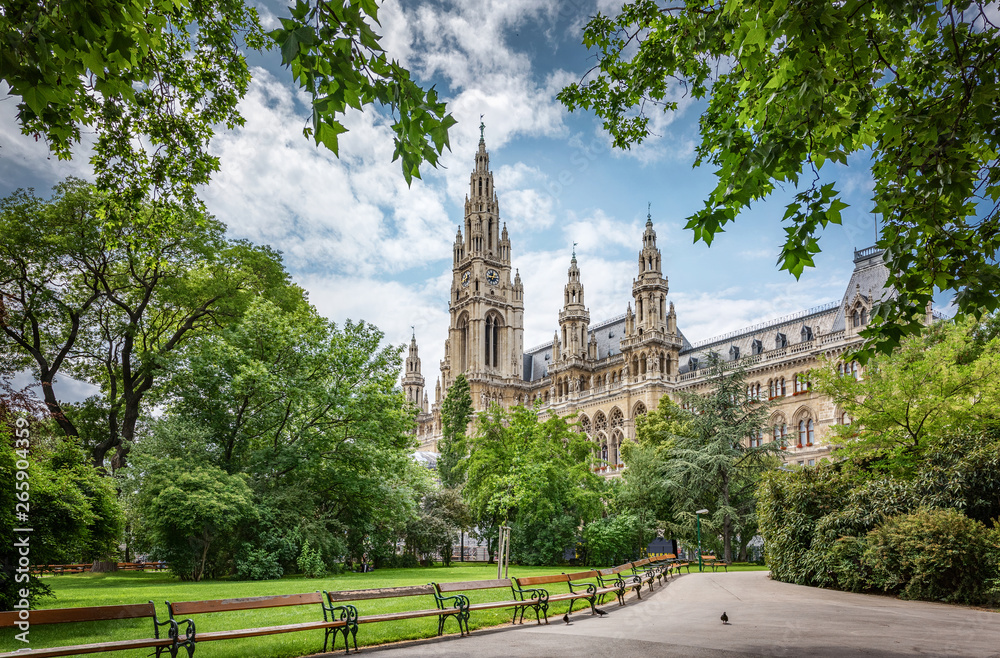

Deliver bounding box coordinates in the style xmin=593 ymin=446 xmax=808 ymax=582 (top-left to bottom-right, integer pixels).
xmin=610 ymin=563 xmax=634 ymax=575
xmin=434 ymin=579 xmax=511 ymax=594
xmin=633 ymin=558 xmax=651 ymax=568
xmin=170 ymin=592 xmax=323 ymax=616
xmin=563 ymin=570 xmax=598 ymax=581
xmin=326 ymin=585 xmax=435 ymax=604
xmin=513 ymin=574 xmax=569 ymax=588
xmin=0 ymin=602 xmax=156 ymax=627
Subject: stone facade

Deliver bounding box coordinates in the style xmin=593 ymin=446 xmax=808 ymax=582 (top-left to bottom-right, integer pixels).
xmin=407 ymin=137 xmax=897 ymax=471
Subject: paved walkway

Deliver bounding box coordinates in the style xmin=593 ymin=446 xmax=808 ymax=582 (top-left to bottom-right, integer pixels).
xmin=316 ymin=571 xmax=1000 ymax=657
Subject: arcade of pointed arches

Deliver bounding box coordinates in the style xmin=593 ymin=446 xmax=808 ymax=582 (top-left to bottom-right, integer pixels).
xmin=577 ymin=402 xmax=648 ymax=473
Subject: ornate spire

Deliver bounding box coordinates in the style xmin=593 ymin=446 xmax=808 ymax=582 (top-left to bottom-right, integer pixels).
xmin=479 ymin=114 xmax=485 ymax=142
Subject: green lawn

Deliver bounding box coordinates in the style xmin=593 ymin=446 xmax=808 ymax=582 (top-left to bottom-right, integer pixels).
xmin=5 ymin=562 xmax=767 ymax=657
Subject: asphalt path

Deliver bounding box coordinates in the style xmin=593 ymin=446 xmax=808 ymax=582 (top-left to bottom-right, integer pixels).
xmin=311 ymin=571 xmax=1000 ymax=657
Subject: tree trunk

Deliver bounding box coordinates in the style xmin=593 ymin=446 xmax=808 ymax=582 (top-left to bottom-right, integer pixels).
xmin=90 ymin=560 xmax=118 ymax=572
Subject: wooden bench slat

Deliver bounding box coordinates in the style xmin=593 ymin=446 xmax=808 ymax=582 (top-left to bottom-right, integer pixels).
xmin=564 ymin=570 xmax=599 ymax=580
xmin=514 ymin=574 xmax=568 ymax=587
xmin=466 ymin=599 xmax=539 ymax=612
xmin=0 ymin=636 xmax=172 ymax=658
xmin=435 ymin=579 xmax=511 ymax=593
xmin=326 ymin=585 xmax=435 ymax=603
xmin=170 ymin=592 xmax=322 ymax=615
xmin=0 ymin=603 xmax=156 ymax=627
xmin=194 ymin=620 xmax=345 ymax=641
xmin=356 ymin=608 xmax=453 ymax=624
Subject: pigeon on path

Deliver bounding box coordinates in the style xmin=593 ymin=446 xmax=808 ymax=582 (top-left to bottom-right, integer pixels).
xmin=721 ymin=612 xmax=729 ymax=624
xmin=594 ymin=608 xmax=608 ymax=617
xmin=563 ymin=613 xmax=571 ymax=624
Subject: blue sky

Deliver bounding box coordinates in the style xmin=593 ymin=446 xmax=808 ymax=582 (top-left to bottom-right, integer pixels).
xmin=0 ymin=0 xmax=888 ymax=391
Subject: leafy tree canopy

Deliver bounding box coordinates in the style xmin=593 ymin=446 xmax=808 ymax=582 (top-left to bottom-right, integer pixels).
xmin=0 ymin=180 xmax=298 ymax=469
xmin=437 ymin=373 xmax=473 ymax=488
xmin=665 ymin=356 xmax=779 ymax=562
xmin=1 ymin=0 xmax=455 ymax=212
xmin=814 ymin=314 xmax=1000 ymax=476
xmin=560 ymin=0 xmax=1000 ymax=358
xmin=462 ymin=404 xmax=605 ymax=565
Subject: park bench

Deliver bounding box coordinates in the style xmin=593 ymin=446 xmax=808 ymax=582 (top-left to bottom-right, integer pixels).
xmin=30 ymin=564 xmax=90 ymax=575
xmin=0 ymin=601 xmax=186 ymax=658
xmin=629 ymin=558 xmax=658 ymax=593
xmin=325 ymin=584 xmax=465 ymax=654
xmin=647 ymin=555 xmax=675 ymax=583
xmin=593 ymin=568 xmax=630 ymax=606
xmin=166 ymin=591 xmax=348 ymax=656
xmin=509 ymin=573 xmax=604 ymax=622
xmin=431 ymin=578 xmax=556 ymax=636
xmin=662 ymin=553 xmax=693 ymax=574
xmin=605 ymin=563 xmax=646 ymax=600
xmin=701 ymin=555 xmax=730 ymax=572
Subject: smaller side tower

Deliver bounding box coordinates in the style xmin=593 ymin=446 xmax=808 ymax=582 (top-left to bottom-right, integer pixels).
xmin=558 ymin=250 xmax=591 ymax=360
xmin=402 ymin=332 xmax=426 ymax=411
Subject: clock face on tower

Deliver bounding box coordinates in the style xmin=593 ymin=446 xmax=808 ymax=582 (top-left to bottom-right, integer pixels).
xmin=486 ymin=269 xmax=500 ymax=286
xmin=461 ymin=271 xmax=470 ymax=287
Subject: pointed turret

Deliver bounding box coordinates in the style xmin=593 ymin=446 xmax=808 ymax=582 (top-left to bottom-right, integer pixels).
xmin=558 ymin=249 xmax=590 ymax=360
xmin=633 ymin=208 xmax=669 ymax=333
xmin=402 ymin=331 xmax=425 ymax=408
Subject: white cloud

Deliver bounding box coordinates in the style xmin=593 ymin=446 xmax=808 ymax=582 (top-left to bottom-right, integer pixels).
xmin=0 ymin=86 xmax=94 ymax=189
xmin=201 ymin=68 xmax=454 ymax=276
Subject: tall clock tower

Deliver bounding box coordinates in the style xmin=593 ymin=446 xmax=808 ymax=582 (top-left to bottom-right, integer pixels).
xmin=440 ymin=125 xmax=524 ymax=399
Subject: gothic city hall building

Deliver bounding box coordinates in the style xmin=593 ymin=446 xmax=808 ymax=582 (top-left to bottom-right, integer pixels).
xmin=402 ymin=135 xmax=894 ymax=472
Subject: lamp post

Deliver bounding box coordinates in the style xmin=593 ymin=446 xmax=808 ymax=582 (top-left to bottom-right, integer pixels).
xmin=695 ymin=509 xmax=709 ymax=572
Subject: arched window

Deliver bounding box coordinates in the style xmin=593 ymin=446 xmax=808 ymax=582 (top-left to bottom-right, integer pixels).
xmin=798 ymin=420 xmax=806 ymax=447
xmin=793 ymin=374 xmax=800 ymax=393
xmin=780 ymin=377 xmax=786 ymax=396
xmin=852 ymin=310 xmax=860 ymax=327
xmin=769 ymin=380 xmax=775 ymax=398
xmin=861 ymin=308 xmax=868 ymax=325
xmin=601 ymin=443 xmax=608 ymax=462
xmin=851 ymin=361 xmax=859 ymax=379
xmin=609 ymin=408 xmax=624 ymax=430
xmin=458 ymin=314 xmax=469 ymax=372
xmin=838 ymin=363 xmax=844 ymax=377
xmin=807 ymin=419 xmax=815 ymax=445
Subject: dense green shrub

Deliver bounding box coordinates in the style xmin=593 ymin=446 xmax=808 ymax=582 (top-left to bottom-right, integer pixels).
xmin=582 ymin=512 xmax=652 ymax=566
xmin=382 ymin=553 xmax=420 ymax=569
xmin=296 ymin=541 xmax=326 ymax=578
xmin=864 ymin=508 xmax=996 ymax=604
xmin=235 ymin=547 xmax=284 ymax=581
xmin=757 ymin=463 xmax=855 ymax=586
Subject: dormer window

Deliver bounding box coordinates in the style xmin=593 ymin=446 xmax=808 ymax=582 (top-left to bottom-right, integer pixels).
xmin=776 ymin=332 xmax=787 ymax=348
xmin=751 ymin=339 xmax=763 ymax=355
xmin=800 ymin=326 xmax=813 ymax=341
xmin=689 ymin=357 xmax=699 ymax=371
xmin=729 ymin=345 xmax=740 ymax=361
xmin=852 ymin=310 xmax=860 ymax=327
